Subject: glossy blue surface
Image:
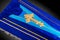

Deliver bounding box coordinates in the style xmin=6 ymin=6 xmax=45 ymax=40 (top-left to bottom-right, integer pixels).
xmin=0 ymin=0 xmax=60 ymax=40
xmin=9 ymin=5 xmax=60 ymax=38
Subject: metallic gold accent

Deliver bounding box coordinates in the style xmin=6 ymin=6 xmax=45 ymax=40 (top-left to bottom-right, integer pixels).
xmin=24 ymin=13 xmax=44 ymax=27
xmin=19 ymin=1 xmax=60 ymax=26
xmin=3 ymin=18 xmax=48 ymax=40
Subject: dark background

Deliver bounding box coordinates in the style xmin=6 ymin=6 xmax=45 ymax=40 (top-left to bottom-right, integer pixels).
xmin=0 ymin=0 xmax=10 ymax=12
xmin=29 ymin=0 xmax=60 ymax=20
xmin=0 ymin=30 xmax=18 ymax=40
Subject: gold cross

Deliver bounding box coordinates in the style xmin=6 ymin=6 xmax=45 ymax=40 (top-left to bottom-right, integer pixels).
xmin=24 ymin=13 xmax=44 ymax=27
